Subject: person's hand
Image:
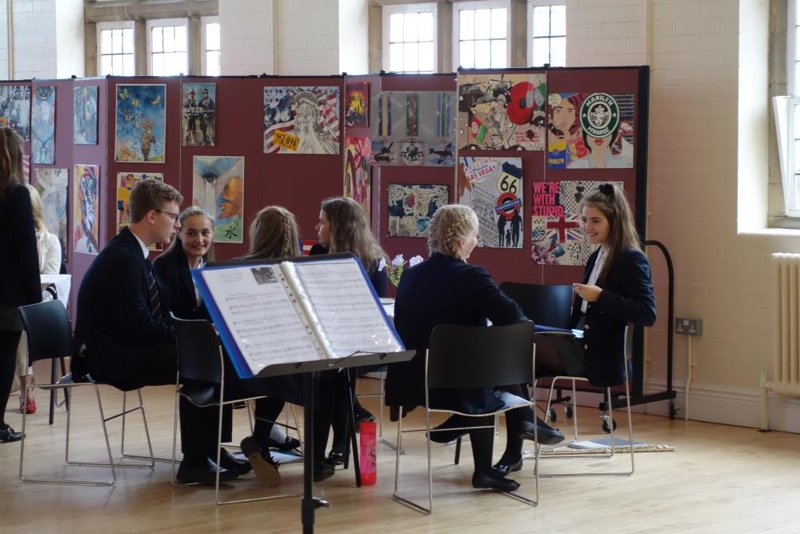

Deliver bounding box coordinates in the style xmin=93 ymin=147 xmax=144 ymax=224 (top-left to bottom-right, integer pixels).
xmin=573 ymin=283 xmax=602 ymax=303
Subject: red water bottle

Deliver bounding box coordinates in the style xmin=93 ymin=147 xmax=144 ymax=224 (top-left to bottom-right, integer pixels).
xmin=359 ymin=420 xmax=377 ymax=485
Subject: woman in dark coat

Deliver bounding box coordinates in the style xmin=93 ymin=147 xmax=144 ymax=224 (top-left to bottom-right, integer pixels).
xmin=0 ymin=128 xmax=41 ymax=442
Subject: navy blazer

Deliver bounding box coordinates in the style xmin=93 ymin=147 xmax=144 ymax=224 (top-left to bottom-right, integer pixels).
xmin=153 ymin=239 xmax=208 ymax=321
xmin=570 ymin=247 xmax=656 ymax=387
xmin=74 ymin=228 xmax=174 ymax=378
xmin=0 ymin=183 xmax=41 ymax=328
xmin=385 ymin=253 xmax=526 ymax=414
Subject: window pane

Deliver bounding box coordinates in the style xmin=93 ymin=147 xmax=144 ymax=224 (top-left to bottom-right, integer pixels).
xmin=206 ymin=23 xmax=220 ymax=50
xmin=475 ymin=39 xmax=491 ymax=68
xmin=101 ymin=30 xmax=112 ymax=52
xmin=460 ymin=41 xmax=475 ymax=69
xmin=206 ymin=51 xmax=220 ymax=76
xmin=175 ymin=25 xmax=187 ymax=51
xmin=112 ymin=30 xmax=122 ymax=53
xmin=551 ymin=36 xmax=566 ymax=66
xmin=795 ymin=62 xmax=800 ymax=92
xmin=795 ymin=141 xmax=800 ymax=172
xmin=533 ymin=6 xmax=550 ymax=37
xmin=475 ymin=10 xmax=491 ymax=39
xmin=491 ymin=39 xmax=507 ymax=68
xmin=402 ymin=13 xmax=418 ymax=42
xmin=153 ymin=54 xmax=163 ymax=76
xmin=794 ymin=103 xmax=800 ymax=137
xmin=419 ymin=12 xmax=433 ymax=41
xmin=389 ymin=42 xmax=404 ymax=71
xmin=404 ymin=42 xmax=419 ymax=72
xmin=101 ymin=56 xmax=112 ymax=76
xmin=164 ymin=27 xmax=175 ymax=52
xmin=152 ymin=27 xmax=163 ymax=52
xmin=112 ymin=54 xmax=122 ymax=74
xmin=123 ymin=28 xmax=134 ymax=52
xmin=552 ymin=5 xmax=566 ymax=36
xmin=532 ymin=37 xmax=550 ymax=66
xmin=390 ymin=13 xmax=403 ymax=42
xmin=460 ymin=10 xmax=474 ymax=40
xmin=123 ymin=54 xmax=134 ymax=75
xmin=419 ymin=42 xmax=434 ymax=72
xmin=490 ymin=8 xmax=507 ymax=39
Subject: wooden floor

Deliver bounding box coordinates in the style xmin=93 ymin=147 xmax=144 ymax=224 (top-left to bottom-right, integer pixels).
xmin=2 ymin=378 xmax=799 ymax=534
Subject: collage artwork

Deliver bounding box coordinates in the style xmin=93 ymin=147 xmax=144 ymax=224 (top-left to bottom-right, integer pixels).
xmin=115 ymin=84 xmax=167 ymax=163
xmin=117 ymin=172 xmax=164 ymax=236
xmin=263 ymin=86 xmax=340 ymax=154
xmin=192 ymin=156 xmax=245 ymax=244
xmin=31 ymin=86 xmax=56 ymax=164
xmin=387 ymin=184 xmax=449 ymax=238
xmin=182 ymin=82 xmax=216 ymax=146
xmin=343 ymin=136 xmax=371 ymax=218
xmin=33 ymin=168 xmax=68 ymax=257
xmin=73 ymin=164 xmax=100 ymax=254
xmin=73 ymin=85 xmax=99 ymax=145
xmin=0 ymin=85 xmax=31 ymax=141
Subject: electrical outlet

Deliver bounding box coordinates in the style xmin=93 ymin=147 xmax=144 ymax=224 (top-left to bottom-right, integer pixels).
xmin=675 ymin=317 xmax=703 ymax=336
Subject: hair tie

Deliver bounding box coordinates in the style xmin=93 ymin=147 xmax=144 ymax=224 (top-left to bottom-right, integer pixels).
xmin=599 ymin=183 xmax=614 ymax=197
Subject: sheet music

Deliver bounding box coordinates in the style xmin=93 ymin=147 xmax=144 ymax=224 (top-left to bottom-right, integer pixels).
xmin=200 ymin=265 xmax=321 ymax=374
xmin=288 ymin=258 xmax=404 ymax=357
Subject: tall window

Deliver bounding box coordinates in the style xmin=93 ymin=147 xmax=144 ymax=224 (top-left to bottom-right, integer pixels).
xmin=777 ymin=1 xmax=800 ymax=217
xmin=147 ymin=19 xmax=188 ymax=76
xmin=97 ymin=22 xmax=135 ymax=76
xmin=383 ymin=3 xmax=437 ymax=73
xmin=529 ymin=0 xmax=566 ymax=67
xmin=454 ymin=1 xmax=508 ymax=69
xmin=202 ymin=17 xmax=221 ymax=76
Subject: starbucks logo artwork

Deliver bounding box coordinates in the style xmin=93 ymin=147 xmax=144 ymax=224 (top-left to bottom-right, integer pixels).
xmin=580 ymin=93 xmax=619 ymax=138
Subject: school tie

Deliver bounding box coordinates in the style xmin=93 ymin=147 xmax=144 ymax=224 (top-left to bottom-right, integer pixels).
xmin=145 ymin=260 xmax=162 ymax=318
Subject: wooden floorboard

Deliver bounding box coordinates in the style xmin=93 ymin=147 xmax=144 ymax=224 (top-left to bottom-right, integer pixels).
xmin=2 ymin=379 xmax=799 ymax=533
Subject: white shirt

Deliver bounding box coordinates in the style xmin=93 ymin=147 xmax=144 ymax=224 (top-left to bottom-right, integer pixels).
xmin=581 ymin=246 xmax=607 ymax=314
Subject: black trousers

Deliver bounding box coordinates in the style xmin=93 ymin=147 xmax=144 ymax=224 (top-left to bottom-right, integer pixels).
xmin=0 ymin=330 xmax=22 ymax=426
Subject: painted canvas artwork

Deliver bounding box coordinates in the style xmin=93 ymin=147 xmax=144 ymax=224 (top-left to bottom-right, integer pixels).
xmin=370 ymin=91 xmax=456 ymax=167
xmin=73 ymin=85 xmax=98 ymax=144
xmin=0 ymin=85 xmax=32 ymax=141
xmin=343 ymin=137 xmax=371 ymax=217
xmin=115 ymin=84 xmax=167 ymax=163
xmin=345 ymin=82 xmax=369 ymax=128
xmin=73 ymin=164 xmax=100 ymax=254
xmin=263 ymin=86 xmax=340 ymax=154
xmin=546 ymin=92 xmax=635 ymax=169
xmin=192 ymin=156 xmax=244 ymax=243
xmin=458 ymin=157 xmax=524 ymax=249
xmin=531 ymin=180 xmax=623 ymax=265
xmin=457 ymin=73 xmax=547 ymax=151
xmin=387 ymin=184 xmax=449 ymax=238
xmin=31 ymin=86 xmax=56 ymax=164
xmin=34 ymin=168 xmax=68 ymax=257
xmin=182 ymin=82 xmax=216 ymax=146
xmin=116 ymin=172 xmax=164 ymax=234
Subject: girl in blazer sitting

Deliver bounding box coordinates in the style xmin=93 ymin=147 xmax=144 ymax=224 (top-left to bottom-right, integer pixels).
xmin=535 ymin=182 xmax=656 ymax=390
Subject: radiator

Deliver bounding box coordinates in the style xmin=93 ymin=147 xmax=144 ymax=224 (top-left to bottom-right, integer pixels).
xmin=761 ymin=253 xmax=800 ymax=429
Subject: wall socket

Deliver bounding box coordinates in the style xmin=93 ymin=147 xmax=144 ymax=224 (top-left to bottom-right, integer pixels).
xmin=675 ymin=317 xmax=703 ymax=336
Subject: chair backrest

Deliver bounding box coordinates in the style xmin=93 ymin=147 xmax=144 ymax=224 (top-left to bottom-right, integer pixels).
xmin=172 ymin=314 xmax=223 ymax=383
xmin=426 ymin=322 xmax=535 ymax=390
xmin=18 ymin=300 xmax=72 ymax=364
xmin=499 ymin=282 xmax=573 ymax=329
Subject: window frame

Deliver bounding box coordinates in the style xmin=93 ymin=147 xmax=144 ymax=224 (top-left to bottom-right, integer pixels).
xmin=382 ymin=2 xmax=438 ymax=74
xmin=96 ymin=21 xmax=136 ymax=76
xmin=145 ymin=17 xmax=189 ymax=76
xmin=452 ymin=0 xmax=511 ymax=70
xmin=527 ymin=0 xmax=566 ymax=68
xmin=778 ymin=1 xmax=800 ymax=218
xmin=201 ymin=16 xmax=221 ymax=76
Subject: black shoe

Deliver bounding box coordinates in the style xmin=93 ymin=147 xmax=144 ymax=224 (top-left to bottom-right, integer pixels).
xmin=0 ymin=424 xmax=22 ymax=443
xmin=519 ymin=418 xmax=565 ymax=445
xmin=218 ymin=448 xmax=252 ymax=475
xmin=354 ymin=407 xmax=375 ymax=424
xmin=177 ymin=457 xmax=238 ymax=485
xmin=241 ymin=436 xmax=281 ymax=488
xmin=427 ymin=416 xmax=468 ymax=444
xmin=267 ymin=435 xmax=301 ymax=451
xmin=492 ymin=457 xmax=523 ymax=475
xmin=471 ymin=470 xmax=520 ymax=492
xmin=327 ymin=449 xmax=345 ymax=466
xmin=314 ymin=459 xmax=336 ymax=482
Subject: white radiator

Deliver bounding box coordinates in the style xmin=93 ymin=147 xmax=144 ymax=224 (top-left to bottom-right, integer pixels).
xmin=761 ymin=253 xmax=800 ymax=429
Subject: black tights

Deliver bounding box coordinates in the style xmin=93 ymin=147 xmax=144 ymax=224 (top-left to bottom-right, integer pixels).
xmin=0 ymin=330 xmax=21 ymax=427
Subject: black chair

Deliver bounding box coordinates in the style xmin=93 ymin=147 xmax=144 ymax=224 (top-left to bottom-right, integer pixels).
xmin=171 ymin=314 xmax=300 ymax=505
xmin=17 ymin=300 xmax=116 ymax=485
xmin=498 ymin=282 xmax=573 ymax=328
xmin=392 ymin=322 xmax=539 ymax=514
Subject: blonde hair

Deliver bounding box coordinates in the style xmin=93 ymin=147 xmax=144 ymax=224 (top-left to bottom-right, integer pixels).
xmin=0 ymin=127 xmax=25 ymax=198
xmin=427 ymin=204 xmax=479 ymax=259
xmin=321 ymin=196 xmax=385 ymax=272
xmin=246 ymin=206 xmax=300 ymax=259
xmin=25 ymin=184 xmax=46 ymax=233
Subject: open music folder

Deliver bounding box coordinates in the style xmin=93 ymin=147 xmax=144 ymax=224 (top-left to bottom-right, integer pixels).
xmin=193 ymin=254 xmax=405 ymax=378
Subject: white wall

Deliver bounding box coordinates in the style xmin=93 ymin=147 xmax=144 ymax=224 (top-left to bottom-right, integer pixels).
xmin=276 ymin=0 xmax=340 ymax=75
xmin=219 ymin=0 xmax=276 ymax=75
xmin=12 ymin=0 xmax=57 ymax=79
xmin=55 ymin=0 xmax=85 ymax=79
xmin=339 ymin=0 xmax=369 ymax=75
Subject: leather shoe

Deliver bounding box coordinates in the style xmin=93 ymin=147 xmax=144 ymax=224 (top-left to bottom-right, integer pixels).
xmin=218 ymin=448 xmax=252 ymax=475
xmin=314 ymin=459 xmax=336 ymax=482
xmin=0 ymin=424 xmax=22 ymax=443
xmin=267 ymin=435 xmax=301 ymax=451
xmin=427 ymin=416 xmax=468 ymax=444
xmin=519 ymin=418 xmax=565 ymax=445
xmin=241 ymin=436 xmax=281 ymax=488
xmin=472 ymin=470 xmax=520 ymax=492
xmin=327 ymin=449 xmax=345 ymax=465
xmin=492 ymin=457 xmax=523 ymax=475
xmin=177 ymin=457 xmax=238 ymax=485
